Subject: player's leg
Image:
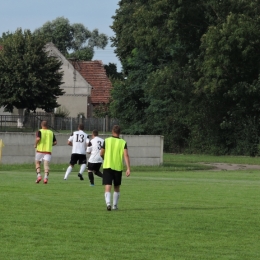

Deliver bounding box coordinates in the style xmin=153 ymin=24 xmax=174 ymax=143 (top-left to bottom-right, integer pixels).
xmin=77 ymin=154 xmax=86 ymax=181
xmin=112 ymin=171 xmax=122 ymax=210
xmin=43 ymin=154 xmax=51 ymax=184
xmin=64 ymin=154 xmax=76 ymax=180
xmin=35 ymin=153 xmax=43 ymax=183
xmin=93 ymin=163 xmax=103 ymax=178
xmin=87 ymin=161 xmax=94 ymax=186
xmin=103 ymin=169 xmax=113 ymax=210
xmin=88 ymin=162 xmax=101 ymax=186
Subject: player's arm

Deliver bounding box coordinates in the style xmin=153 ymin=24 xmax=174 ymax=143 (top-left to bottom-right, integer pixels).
xmin=67 ymin=133 xmax=73 ymax=146
xmin=100 ymin=141 xmax=105 ymax=159
xmin=86 ymin=141 xmax=92 ymax=154
xmin=34 ymin=131 xmax=41 ymax=148
xmin=124 ymin=144 xmax=130 ymax=177
xmin=53 ymin=135 xmax=57 ymax=146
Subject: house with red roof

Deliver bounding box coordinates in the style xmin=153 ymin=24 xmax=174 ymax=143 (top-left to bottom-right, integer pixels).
xmin=45 ymin=43 xmax=112 ymax=118
xmin=69 ymin=60 xmax=112 ymax=117
xmin=0 ymin=43 xmax=112 ymax=118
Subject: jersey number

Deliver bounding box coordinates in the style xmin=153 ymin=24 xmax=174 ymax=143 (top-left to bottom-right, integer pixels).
xmin=97 ymin=141 xmax=102 ymax=150
xmin=76 ymin=134 xmax=84 ymax=143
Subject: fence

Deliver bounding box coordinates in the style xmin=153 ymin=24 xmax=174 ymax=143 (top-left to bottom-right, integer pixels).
xmin=0 ymin=114 xmax=119 ymax=133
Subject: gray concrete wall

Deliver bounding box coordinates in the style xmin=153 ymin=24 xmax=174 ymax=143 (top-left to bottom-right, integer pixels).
xmin=0 ymin=133 xmax=164 ymax=166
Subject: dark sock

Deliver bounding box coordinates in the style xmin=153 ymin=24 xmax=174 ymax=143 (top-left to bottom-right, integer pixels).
xmin=95 ymin=171 xmax=103 ymax=178
xmin=88 ymin=172 xmax=94 ymax=184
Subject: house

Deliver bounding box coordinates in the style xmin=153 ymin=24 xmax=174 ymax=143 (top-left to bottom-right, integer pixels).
xmin=69 ymin=60 xmax=112 ymax=117
xmin=45 ymin=43 xmax=92 ymax=118
xmin=0 ymin=43 xmax=113 ymax=118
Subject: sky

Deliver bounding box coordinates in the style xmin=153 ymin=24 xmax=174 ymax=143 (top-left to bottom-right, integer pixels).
xmin=0 ymin=0 xmax=122 ymax=70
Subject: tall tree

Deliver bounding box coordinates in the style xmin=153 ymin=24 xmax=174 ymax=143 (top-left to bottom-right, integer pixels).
xmin=111 ymin=0 xmax=260 ymax=155
xmin=0 ymin=29 xmax=64 ymax=112
xmin=34 ymin=17 xmax=108 ymax=60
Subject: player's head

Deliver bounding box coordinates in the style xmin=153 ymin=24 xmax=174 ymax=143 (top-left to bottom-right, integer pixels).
xmin=92 ymin=129 xmax=98 ymax=136
xmin=78 ymin=124 xmax=84 ymax=130
xmin=41 ymin=120 xmax=48 ymax=128
xmin=112 ymin=125 xmax=121 ymax=135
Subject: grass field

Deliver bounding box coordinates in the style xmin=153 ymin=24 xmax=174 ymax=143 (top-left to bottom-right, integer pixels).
xmin=0 ymin=154 xmax=260 ymax=260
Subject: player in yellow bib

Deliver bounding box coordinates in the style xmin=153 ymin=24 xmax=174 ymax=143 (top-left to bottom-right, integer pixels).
xmin=34 ymin=121 xmax=57 ymax=184
xmin=100 ymin=125 xmax=130 ymax=211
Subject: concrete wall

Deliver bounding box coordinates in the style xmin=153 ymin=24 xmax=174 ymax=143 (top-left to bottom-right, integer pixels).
xmin=0 ymin=133 xmax=164 ymax=166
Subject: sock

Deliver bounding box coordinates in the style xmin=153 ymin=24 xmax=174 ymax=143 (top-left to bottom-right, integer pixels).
xmin=36 ymin=167 xmax=41 ymax=176
xmin=105 ymin=192 xmax=111 ymax=206
xmin=113 ymin=192 xmax=120 ymax=206
xmin=44 ymin=173 xmax=48 ymax=179
xmin=88 ymin=172 xmax=94 ymax=185
xmin=79 ymin=164 xmax=86 ymax=174
xmin=64 ymin=166 xmax=73 ymax=179
xmin=94 ymin=171 xmax=103 ymax=178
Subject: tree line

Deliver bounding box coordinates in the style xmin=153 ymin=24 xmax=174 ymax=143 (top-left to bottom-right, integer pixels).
xmin=0 ymin=17 xmax=110 ymax=114
xmin=108 ymin=0 xmax=260 ymax=156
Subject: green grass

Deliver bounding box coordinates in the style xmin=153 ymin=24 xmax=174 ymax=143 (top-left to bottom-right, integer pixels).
xmin=0 ymin=154 xmax=260 ymax=259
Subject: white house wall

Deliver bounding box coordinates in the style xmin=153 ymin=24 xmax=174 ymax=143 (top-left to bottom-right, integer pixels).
xmin=45 ymin=43 xmax=92 ymax=117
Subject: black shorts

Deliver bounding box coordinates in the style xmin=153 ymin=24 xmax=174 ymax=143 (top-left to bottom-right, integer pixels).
xmin=102 ymin=168 xmax=122 ymax=186
xmin=87 ymin=162 xmax=102 ymax=172
xmin=70 ymin=154 xmax=87 ymax=165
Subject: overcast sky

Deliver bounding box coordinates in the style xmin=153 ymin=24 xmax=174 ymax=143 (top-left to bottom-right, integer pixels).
xmin=0 ymin=0 xmax=121 ymax=70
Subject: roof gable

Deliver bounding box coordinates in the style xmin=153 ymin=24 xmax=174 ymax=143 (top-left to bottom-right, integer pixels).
xmin=70 ymin=60 xmax=112 ymax=104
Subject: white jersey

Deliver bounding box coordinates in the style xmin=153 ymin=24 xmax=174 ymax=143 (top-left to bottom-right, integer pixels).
xmin=68 ymin=130 xmax=89 ymax=154
xmin=87 ymin=136 xmax=104 ymax=163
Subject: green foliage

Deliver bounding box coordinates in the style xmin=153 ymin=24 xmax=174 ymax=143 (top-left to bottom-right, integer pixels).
xmin=93 ymin=103 xmax=111 ymax=118
xmin=110 ymin=0 xmax=260 ymax=155
xmin=55 ymin=106 xmax=70 ymax=117
xmin=0 ymin=29 xmax=64 ymax=113
xmin=34 ymin=17 xmax=108 ymax=60
xmin=104 ymin=63 xmax=123 ymax=80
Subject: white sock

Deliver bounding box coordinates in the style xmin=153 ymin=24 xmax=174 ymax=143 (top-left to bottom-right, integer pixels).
xmin=37 ymin=173 xmax=41 ymax=177
xmin=79 ymin=164 xmax=86 ymax=174
xmin=113 ymin=192 xmax=120 ymax=206
xmin=64 ymin=166 xmax=73 ymax=179
xmin=44 ymin=174 xmax=48 ymax=179
xmin=105 ymin=192 xmax=111 ymax=206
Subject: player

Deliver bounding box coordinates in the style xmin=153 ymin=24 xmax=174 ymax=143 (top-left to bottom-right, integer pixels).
xmin=35 ymin=120 xmax=57 ymax=184
xmin=64 ymin=124 xmax=89 ymax=180
xmin=100 ymin=125 xmax=130 ymax=211
xmin=86 ymin=129 xmax=104 ymax=186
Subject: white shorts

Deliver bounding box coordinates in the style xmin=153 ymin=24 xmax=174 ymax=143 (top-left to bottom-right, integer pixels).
xmin=35 ymin=153 xmax=52 ymax=162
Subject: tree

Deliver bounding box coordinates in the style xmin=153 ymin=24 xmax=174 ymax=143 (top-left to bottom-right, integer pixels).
xmin=0 ymin=29 xmax=64 ymax=113
xmin=111 ymin=0 xmax=260 ymax=155
xmin=34 ymin=17 xmax=108 ymax=60
xmin=104 ymin=63 xmax=123 ymax=80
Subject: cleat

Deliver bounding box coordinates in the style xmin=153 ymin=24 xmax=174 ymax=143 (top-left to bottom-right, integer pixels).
xmin=43 ymin=178 xmax=48 ymax=184
xmin=35 ymin=176 xmax=42 ymax=183
xmin=112 ymin=205 xmax=118 ymax=210
xmin=107 ymin=205 xmax=111 ymax=211
xmin=78 ymin=173 xmax=84 ymax=180
xmin=90 ymin=184 xmax=94 ymax=187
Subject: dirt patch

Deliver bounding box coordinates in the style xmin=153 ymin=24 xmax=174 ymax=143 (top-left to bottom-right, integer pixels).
xmin=201 ymin=163 xmax=260 ymax=171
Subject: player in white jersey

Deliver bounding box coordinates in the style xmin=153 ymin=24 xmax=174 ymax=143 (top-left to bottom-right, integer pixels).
xmin=86 ymin=129 xmax=104 ymax=186
xmin=64 ymin=124 xmax=89 ymax=180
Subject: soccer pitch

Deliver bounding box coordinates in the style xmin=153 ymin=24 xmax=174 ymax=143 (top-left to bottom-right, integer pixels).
xmin=0 ymin=155 xmax=260 ymax=260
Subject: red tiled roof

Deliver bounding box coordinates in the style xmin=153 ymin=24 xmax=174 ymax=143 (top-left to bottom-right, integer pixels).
xmin=71 ymin=60 xmax=112 ymax=105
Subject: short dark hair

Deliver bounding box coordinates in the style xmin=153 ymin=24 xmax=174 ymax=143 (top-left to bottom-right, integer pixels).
xmin=92 ymin=129 xmax=98 ymax=136
xmin=112 ymin=125 xmax=121 ymax=135
xmin=41 ymin=120 xmax=48 ymax=127
xmin=78 ymin=124 xmax=84 ymax=130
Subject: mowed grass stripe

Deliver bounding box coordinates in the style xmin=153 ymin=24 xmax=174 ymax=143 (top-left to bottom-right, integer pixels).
xmin=0 ymin=159 xmax=260 ymax=259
